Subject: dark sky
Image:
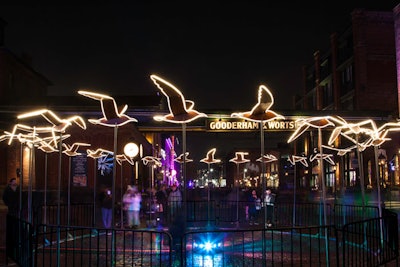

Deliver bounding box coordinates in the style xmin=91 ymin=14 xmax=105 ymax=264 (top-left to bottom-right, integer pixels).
xmin=0 ymin=2 xmax=399 ymax=111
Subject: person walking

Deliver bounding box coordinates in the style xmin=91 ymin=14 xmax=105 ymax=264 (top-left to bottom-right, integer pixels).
xmin=264 ymin=189 xmax=276 ymax=227
xmin=2 ymin=178 xmax=19 ymax=217
xmin=123 ymin=185 xmax=142 ymax=229
xmin=155 ymin=184 xmax=168 ymax=227
xmin=246 ymin=189 xmax=261 ymax=225
xmin=99 ymin=188 xmax=113 ymax=228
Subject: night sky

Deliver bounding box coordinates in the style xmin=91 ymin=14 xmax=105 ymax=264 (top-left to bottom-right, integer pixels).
xmin=0 ymin=2 xmax=399 ymax=111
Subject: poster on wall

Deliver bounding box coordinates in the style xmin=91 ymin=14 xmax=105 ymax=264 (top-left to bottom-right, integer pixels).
xmin=72 ymin=153 xmax=88 ymax=186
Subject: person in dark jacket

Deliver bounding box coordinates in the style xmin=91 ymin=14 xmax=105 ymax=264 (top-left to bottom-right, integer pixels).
xmin=99 ymin=188 xmax=113 ymax=228
xmin=155 ymin=184 xmax=168 ymax=227
xmin=2 ymin=178 xmax=19 ymax=216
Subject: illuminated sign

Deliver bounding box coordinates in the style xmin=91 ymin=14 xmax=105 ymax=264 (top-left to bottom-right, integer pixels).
xmin=206 ymin=118 xmax=298 ymax=132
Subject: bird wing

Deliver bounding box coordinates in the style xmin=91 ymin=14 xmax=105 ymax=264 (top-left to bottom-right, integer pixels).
xmin=101 ymin=98 xmax=120 ymax=120
xmin=78 ymin=90 xmax=121 ymax=120
xmin=287 ymin=124 xmax=310 ymax=143
xmin=248 ymin=85 xmax=273 ymax=116
xmin=150 ymin=75 xmax=188 ymax=116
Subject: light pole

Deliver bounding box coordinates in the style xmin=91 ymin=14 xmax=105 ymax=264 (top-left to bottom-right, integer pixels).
xmin=288 ymin=154 xmax=308 ymax=227
xmin=62 ymin=142 xmax=91 ymax=226
xmin=142 ymin=155 xmax=161 ymax=227
xmin=150 ymin=74 xmax=207 ymax=229
xmin=200 ymin=148 xmax=221 ymax=227
xmin=78 ymin=90 xmax=137 ymax=267
xmin=229 ymin=152 xmax=250 ymax=227
xmin=87 ymin=148 xmax=113 ymax=228
xmin=231 ymin=84 xmax=284 ymax=230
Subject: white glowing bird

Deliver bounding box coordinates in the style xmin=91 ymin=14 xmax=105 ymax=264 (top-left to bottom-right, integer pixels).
xmin=288 ymin=155 xmax=309 ymax=167
xmin=150 ymin=75 xmax=207 ymax=123
xmin=200 ymin=148 xmax=221 ymax=165
xmin=231 ymin=85 xmax=284 ymax=122
xmin=229 ymin=152 xmax=250 ymax=165
xmin=78 ymin=90 xmax=137 ymax=127
xmin=63 ymin=142 xmax=91 ymax=157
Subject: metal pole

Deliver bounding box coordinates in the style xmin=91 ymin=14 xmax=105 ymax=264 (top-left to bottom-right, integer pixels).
xmin=111 ymin=125 xmax=118 ymax=266
xmin=260 ymin=121 xmax=266 ymax=266
xmin=57 ymin=132 xmax=63 ymax=267
xmin=44 ymin=153 xmax=48 ymax=225
xmin=68 ymin=157 xmax=71 ymax=226
xmin=207 ymin=164 xmax=211 ymax=227
xmin=318 ymin=128 xmax=330 ymax=266
xmin=19 ymin=143 xmax=23 ymax=218
xmin=236 ymin=163 xmax=239 ymax=227
xmin=373 ymin=146 xmax=384 ymax=245
xmin=28 ymin=145 xmax=34 ymax=223
xmin=182 ymin=123 xmax=187 ymax=228
xmin=293 ymin=162 xmax=296 ymax=227
xmin=93 ymin=159 xmax=97 ymax=227
xmin=120 ymin=163 xmax=124 ymax=229
xmin=355 ymin=134 xmax=366 ymax=208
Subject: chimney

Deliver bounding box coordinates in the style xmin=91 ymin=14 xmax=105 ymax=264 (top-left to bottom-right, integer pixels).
xmin=0 ymin=18 xmax=6 ymax=46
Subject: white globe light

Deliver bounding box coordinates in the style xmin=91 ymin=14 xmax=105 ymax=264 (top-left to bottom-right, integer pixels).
xmin=124 ymin=142 xmax=139 ymax=158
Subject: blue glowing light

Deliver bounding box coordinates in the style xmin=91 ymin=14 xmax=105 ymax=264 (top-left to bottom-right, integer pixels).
xmin=193 ymin=234 xmax=223 ymax=254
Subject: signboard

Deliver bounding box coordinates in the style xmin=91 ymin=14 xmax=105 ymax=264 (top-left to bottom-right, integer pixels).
xmin=71 ymin=153 xmax=88 ymax=187
xmin=206 ymin=118 xmax=299 ymax=132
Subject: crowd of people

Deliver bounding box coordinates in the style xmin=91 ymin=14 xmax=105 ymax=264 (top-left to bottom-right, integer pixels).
xmin=245 ymin=188 xmax=276 ymax=227
xmin=119 ymin=182 xmax=182 ymax=229
xmin=3 ymin=177 xmax=276 ymax=229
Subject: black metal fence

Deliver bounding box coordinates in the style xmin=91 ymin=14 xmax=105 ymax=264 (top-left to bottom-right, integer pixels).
xmin=30 ymin=200 xmax=381 ymax=229
xmin=5 ymin=202 xmax=399 ymax=266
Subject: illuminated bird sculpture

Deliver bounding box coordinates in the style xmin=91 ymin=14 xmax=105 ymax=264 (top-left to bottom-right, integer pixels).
xmin=9 ymin=109 xmax=86 ymax=145
xmin=142 ymin=156 xmax=162 ymax=167
xmin=309 ymin=148 xmax=335 ymax=166
xmin=321 ymin=144 xmax=357 ymax=156
xmin=63 ymin=142 xmax=91 ymax=157
xmin=256 ymin=154 xmax=278 ymax=164
xmin=231 ymin=85 xmax=284 ymax=122
xmin=86 ymin=148 xmax=113 ymax=159
xmin=78 ymin=90 xmax=137 ymax=127
xmin=288 ymin=155 xmax=308 ymax=167
xmin=200 ymin=148 xmax=221 ymax=165
xmin=229 ymin=152 xmax=250 ymax=165
xmin=288 ymin=116 xmax=336 ymax=143
xmin=150 ymin=75 xmax=208 ymax=123
xmin=174 ymin=152 xmax=193 ymax=164
xmin=18 ymin=109 xmax=86 ymax=132
xmin=116 ymin=154 xmax=135 ymax=165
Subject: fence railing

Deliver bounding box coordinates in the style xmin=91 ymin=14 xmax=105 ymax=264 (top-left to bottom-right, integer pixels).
xmin=29 ymin=201 xmax=380 ymax=229
xmin=6 ymin=203 xmax=398 ymax=266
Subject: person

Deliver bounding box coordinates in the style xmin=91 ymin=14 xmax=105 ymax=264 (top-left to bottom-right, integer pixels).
xmin=246 ymin=189 xmax=261 ymax=225
xmin=264 ymin=189 xmax=276 ymax=227
xmin=123 ymin=185 xmax=142 ymax=229
xmin=2 ymin=178 xmax=19 ymax=216
xmin=168 ymin=183 xmax=182 ymax=222
xmin=155 ymin=184 xmax=168 ymax=227
xmin=99 ymin=188 xmax=113 ymax=228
